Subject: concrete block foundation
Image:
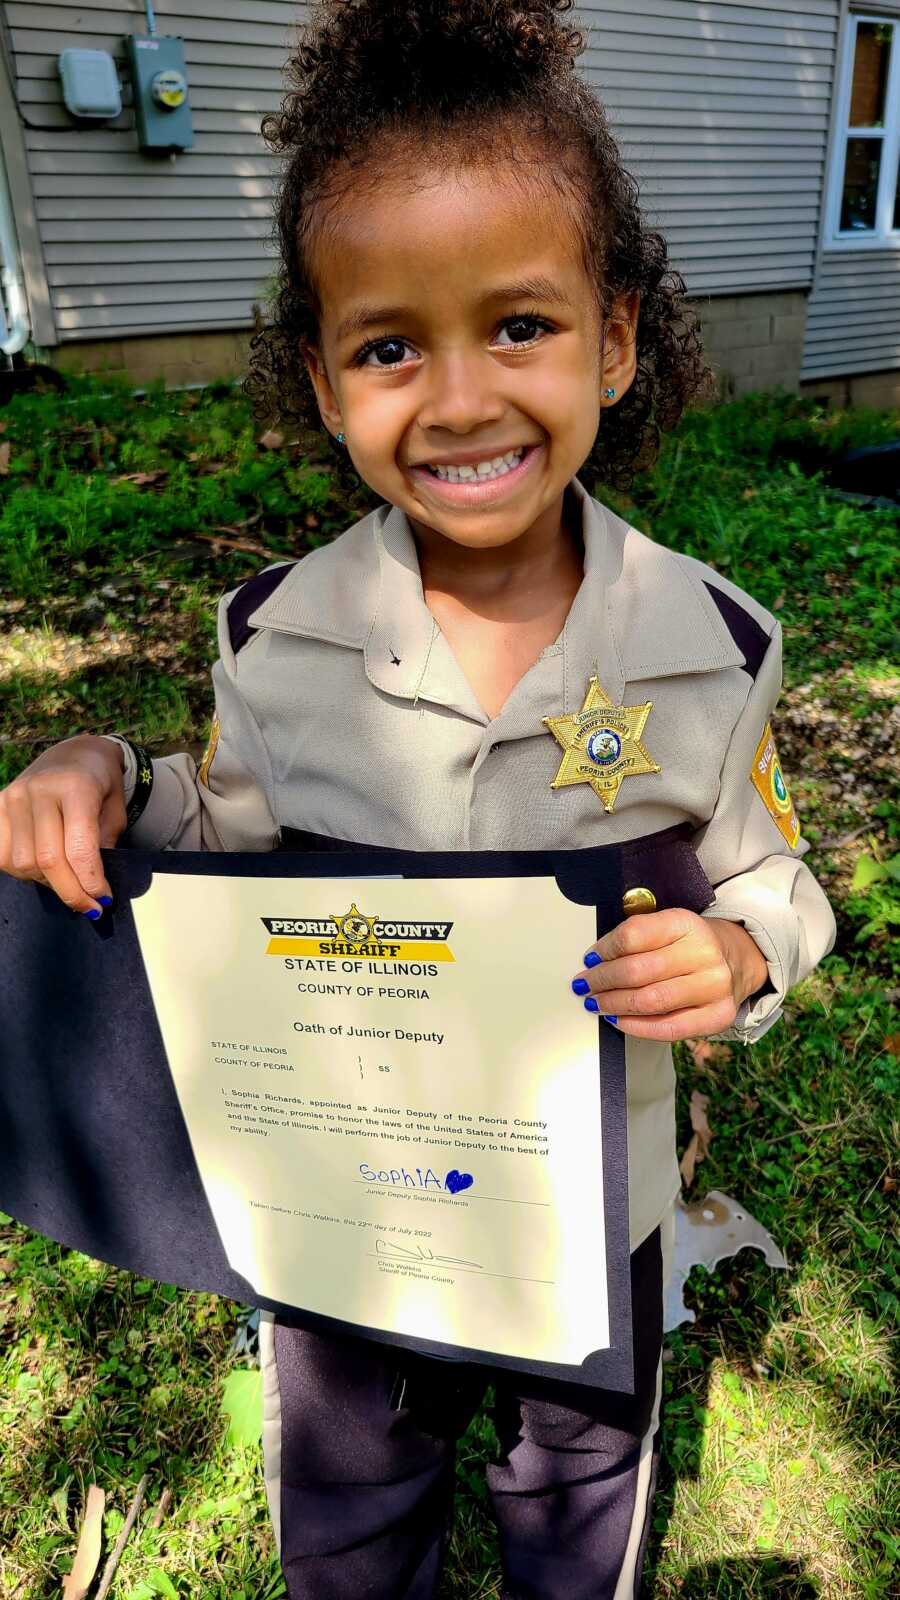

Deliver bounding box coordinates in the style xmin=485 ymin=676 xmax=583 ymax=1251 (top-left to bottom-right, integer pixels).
xmin=51 ymin=329 xmax=253 ymax=392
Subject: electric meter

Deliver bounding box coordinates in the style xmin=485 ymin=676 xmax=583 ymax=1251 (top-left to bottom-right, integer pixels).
xmin=125 ymin=34 xmax=192 ymax=152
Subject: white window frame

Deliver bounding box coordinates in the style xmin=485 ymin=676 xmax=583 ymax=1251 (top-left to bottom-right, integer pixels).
xmin=823 ymin=9 xmax=900 ymax=250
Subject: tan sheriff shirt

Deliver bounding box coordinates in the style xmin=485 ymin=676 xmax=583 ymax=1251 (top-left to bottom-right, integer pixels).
xmin=119 ymin=479 xmax=835 ymax=1247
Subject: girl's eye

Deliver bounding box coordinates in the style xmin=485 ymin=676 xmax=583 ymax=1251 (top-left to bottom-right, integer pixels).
xmin=494 ymin=316 xmax=554 ymax=348
xmin=356 ymin=337 xmax=415 ymax=368
xmin=354 ymin=315 xmax=554 ymax=367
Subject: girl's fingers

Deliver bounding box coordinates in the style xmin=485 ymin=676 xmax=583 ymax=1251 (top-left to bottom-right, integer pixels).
xmin=3 ymin=784 xmax=40 ymax=880
xmin=574 ymin=941 xmax=709 ymax=997
xmin=32 ymin=791 xmax=104 ymax=914
xmin=62 ymin=793 xmax=114 ymax=904
xmin=0 ymin=741 xmax=124 ymax=911
xmin=608 ymin=998 xmax=738 ymax=1043
xmin=583 ymin=968 xmax=730 ymax=1019
xmin=593 ymin=909 xmax=701 ymax=962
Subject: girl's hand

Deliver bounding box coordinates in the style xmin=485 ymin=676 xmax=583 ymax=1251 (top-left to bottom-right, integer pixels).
xmin=571 ymin=910 xmax=769 ymax=1042
xmin=0 ymin=735 xmax=128 ymax=916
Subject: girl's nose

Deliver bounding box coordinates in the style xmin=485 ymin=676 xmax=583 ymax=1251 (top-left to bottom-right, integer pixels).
xmin=417 ymin=349 xmax=506 ymax=435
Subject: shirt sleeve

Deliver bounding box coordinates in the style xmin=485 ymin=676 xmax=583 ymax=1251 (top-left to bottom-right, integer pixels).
xmin=693 ymin=620 xmax=836 ymax=1043
xmin=111 ymin=591 xmax=279 ymax=853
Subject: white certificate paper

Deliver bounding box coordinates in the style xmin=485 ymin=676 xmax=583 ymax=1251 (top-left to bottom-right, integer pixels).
xmin=133 ymin=873 xmax=612 ymax=1367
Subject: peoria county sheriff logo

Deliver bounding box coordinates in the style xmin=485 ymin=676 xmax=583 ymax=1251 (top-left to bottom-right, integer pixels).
xmin=261 ymin=904 xmax=455 ymax=963
xmin=751 ymin=723 xmax=801 ymax=848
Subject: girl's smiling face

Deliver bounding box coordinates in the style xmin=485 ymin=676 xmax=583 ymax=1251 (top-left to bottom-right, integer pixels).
xmin=304 ymin=160 xmax=638 ymax=553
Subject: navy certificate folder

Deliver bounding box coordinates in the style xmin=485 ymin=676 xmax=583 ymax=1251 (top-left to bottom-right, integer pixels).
xmin=0 ymin=826 xmax=713 ymax=1393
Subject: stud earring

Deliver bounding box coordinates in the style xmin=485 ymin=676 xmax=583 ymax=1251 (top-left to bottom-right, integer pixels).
xmin=336 ymin=431 xmax=346 ymax=445
xmin=604 ymin=387 xmax=615 ymax=400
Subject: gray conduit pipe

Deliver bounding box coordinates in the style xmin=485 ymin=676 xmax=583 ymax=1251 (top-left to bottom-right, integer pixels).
xmin=0 ymin=143 xmax=28 ymax=356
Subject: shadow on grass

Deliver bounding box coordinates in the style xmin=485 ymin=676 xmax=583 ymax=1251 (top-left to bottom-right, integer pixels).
xmin=665 ymin=1555 xmax=820 ymax=1598
xmin=643 ymin=1239 xmax=897 ymax=1595
xmin=439 ymin=1233 xmax=897 ymax=1599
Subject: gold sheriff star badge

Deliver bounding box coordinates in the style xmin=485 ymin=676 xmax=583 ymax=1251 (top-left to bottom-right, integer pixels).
xmin=543 ymin=676 xmax=661 ymax=813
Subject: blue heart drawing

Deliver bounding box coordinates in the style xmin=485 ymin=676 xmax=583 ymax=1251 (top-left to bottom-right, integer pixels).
xmin=445 ymin=1169 xmax=474 ymax=1195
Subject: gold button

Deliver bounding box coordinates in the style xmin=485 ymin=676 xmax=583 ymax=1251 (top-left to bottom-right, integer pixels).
xmin=622 ymin=886 xmax=657 ymax=916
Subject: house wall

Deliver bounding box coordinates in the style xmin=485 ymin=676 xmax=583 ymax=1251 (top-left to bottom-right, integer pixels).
xmin=581 ymin=0 xmax=841 ymax=296
xmin=799 ymin=0 xmax=900 ymax=383
xmin=15 ymin=0 xmax=896 ymax=403
xmin=801 ymin=247 xmax=900 ymax=378
xmin=4 ymin=0 xmax=292 ymax=343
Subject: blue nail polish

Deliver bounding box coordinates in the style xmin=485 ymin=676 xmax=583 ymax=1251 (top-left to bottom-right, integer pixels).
xmin=584 ymin=951 xmax=602 ymax=968
xmin=572 ymin=977 xmax=590 ymax=996
xmin=84 ymin=908 xmax=101 ymax=921
xmin=584 ymin=996 xmax=599 ymax=1013
xmin=97 ymin=895 xmax=113 ymax=907
xmin=606 ymin=1015 xmax=618 ymax=1027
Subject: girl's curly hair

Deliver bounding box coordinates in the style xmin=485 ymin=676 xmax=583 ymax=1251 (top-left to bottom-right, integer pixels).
xmin=247 ymin=0 xmax=712 ymax=490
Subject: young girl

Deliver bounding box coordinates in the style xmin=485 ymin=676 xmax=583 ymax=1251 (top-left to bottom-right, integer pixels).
xmin=0 ymin=2 xmax=835 ymax=1595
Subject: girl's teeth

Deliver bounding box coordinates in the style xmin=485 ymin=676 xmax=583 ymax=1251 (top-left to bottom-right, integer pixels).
xmin=429 ymin=448 xmax=525 ymax=483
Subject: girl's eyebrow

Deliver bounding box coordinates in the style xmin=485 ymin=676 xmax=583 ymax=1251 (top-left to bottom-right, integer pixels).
xmin=334 ymin=276 xmax=571 ymax=344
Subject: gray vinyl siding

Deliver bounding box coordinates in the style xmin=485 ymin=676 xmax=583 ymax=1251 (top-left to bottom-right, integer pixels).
xmin=6 ymin=0 xmax=842 ymax=342
xmin=578 ymin=0 xmax=842 ymax=296
xmin=798 ymin=0 xmax=900 ymax=380
xmin=5 ymin=0 xmax=297 ymax=341
xmin=801 ymin=249 xmax=900 ymax=376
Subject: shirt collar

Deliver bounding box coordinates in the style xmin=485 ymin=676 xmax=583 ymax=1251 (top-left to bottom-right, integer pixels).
xmin=364 ymin=502 xmax=485 ymax=717
xmin=248 ymin=479 xmax=745 ymax=718
xmin=561 ymin=479 xmax=746 ymax=711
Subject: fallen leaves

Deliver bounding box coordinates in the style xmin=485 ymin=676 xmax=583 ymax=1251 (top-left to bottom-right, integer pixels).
xmin=193 ymin=530 xmax=281 ymax=560
xmin=680 ymin=1041 xmax=727 ymax=1184
xmin=113 ymin=470 xmax=167 ymax=488
xmin=684 ymin=1037 xmax=732 ymax=1069
xmin=61 ymin=1484 xmax=104 ymax=1599
xmin=680 ymin=1089 xmax=713 ymax=1187
xmin=94 ymin=1474 xmax=149 ymax=1600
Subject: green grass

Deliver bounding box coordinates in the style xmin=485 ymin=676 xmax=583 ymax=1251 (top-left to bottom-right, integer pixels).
xmin=0 ymin=375 xmax=898 ymax=1597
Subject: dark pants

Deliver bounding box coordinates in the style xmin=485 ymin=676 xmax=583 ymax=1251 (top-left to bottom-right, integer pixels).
xmin=261 ymin=1227 xmax=664 ymax=1600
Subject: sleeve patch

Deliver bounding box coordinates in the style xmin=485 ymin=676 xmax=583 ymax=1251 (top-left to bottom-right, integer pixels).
xmin=198 ymin=714 xmax=220 ymax=788
xmin=751 ymin=723 xmax=800 ymax=848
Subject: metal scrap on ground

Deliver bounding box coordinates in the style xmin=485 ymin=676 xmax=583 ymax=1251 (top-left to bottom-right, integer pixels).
xmin=664 ymin=1190 xmax=789 ymax=1332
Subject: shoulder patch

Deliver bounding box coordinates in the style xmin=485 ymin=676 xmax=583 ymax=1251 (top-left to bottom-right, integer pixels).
xmin=703 ymin=581 xmax=770 ymax=681
xmin=227 ymin=562 xmax=295 ymax=655
xmin=751 ymin=723 xmax=800 ymax=847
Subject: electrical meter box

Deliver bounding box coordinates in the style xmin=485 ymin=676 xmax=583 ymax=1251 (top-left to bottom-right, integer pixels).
xmin=125 ymin=34 xmax=192 ymax=152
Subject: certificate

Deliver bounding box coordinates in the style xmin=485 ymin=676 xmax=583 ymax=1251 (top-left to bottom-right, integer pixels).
xmin=131 ymin=873 xmax=615 ymax=1370
xmin=2 ymin=833 xmax=713 ymax=1393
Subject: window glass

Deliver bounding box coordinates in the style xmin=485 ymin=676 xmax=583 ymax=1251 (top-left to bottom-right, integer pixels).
xmin=839 ymin=137 xmax=883 ymax=230
xmin=849 ymin=21 xmax=893 ymax=128
xmin=894 ymin=153 xmax=900 ymax=229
